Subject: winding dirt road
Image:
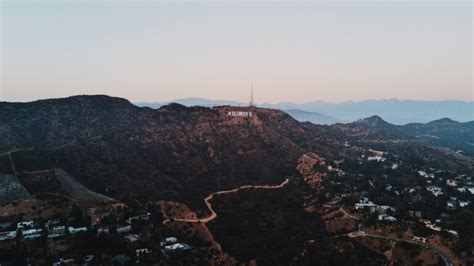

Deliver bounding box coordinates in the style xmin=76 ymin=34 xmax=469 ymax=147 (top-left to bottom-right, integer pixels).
xmin=163 ymin=178 xmax=290 ymax=224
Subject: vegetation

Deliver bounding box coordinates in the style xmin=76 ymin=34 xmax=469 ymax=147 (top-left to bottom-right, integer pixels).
xmin=11 ymin=150 xmax=56 ymax=172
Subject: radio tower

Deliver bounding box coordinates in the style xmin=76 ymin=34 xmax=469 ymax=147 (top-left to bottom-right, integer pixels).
xmin=249 ymin=81 xmax=255 ymax=107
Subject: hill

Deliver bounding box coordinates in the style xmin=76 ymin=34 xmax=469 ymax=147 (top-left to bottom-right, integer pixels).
xmin=1 ymin=96 xmax=316 ymax=209
xmin=1 ymin=95 xmax=472 ymax=265
xmin=348 ymin=115 xmax=474 ymax=156
xmin=402 ymin=118 xmax=474 ymax=156
xmin=285 ymin=109 xmax=340 ymax=125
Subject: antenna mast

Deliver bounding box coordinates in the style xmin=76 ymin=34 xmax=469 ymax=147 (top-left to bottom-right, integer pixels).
xmin=250 ymin=82 xmax=255 ymax=107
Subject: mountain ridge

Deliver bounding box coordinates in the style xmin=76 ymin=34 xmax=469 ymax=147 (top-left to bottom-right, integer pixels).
xmin=136 ymin=97 xmax=473 ymax=124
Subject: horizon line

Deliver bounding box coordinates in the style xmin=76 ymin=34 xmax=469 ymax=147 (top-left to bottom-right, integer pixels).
xmin=2 ymin=94 xmax=473 ymax=105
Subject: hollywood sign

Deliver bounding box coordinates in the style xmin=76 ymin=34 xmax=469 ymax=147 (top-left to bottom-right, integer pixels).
xmin=227 ymin=111 xmax=253 ymax=117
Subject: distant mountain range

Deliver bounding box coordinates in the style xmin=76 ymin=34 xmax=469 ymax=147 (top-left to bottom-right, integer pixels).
xmin=136 ymin=98 xmax=473 ymax=125
xmin=353 ymin=115 xmax=474 ymax=156
xmin=284 ymin=109 xmax=340 ymax=125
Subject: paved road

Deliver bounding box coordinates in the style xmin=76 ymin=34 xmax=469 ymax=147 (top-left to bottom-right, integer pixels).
xmin=163 ymin=178 xmax=290 ymax=224
xmin=348 ymin=231 xmax=454 ymax=266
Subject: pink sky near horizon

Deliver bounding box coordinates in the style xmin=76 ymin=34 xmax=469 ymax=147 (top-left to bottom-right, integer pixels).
xmin=1 ymin=1 xmax=472 ymax=103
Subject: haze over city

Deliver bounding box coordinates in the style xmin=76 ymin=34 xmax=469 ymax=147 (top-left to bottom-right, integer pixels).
xmin=1 ymin=1 xmax=472 ymax=103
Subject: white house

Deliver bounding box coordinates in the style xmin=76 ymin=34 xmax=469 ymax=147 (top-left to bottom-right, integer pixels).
xmin=124 ymin=234 xmax=139 ymax=243
xmin=446 ymin=179 xmax=457 ymax=187
xmin=447 ymin=197 xmax=457 ymax=209
xmin=164 ymin=243 xmax=190 ymax=252
xmin=48 ymin=225 xmax=65 ymax=239
xmin=22 ymin=228 xmax=43 ymax=240
xmin=116 ymin=225 xmax=132 ymax=234
xmin=367 ymin=156 xmax=386 ymax=162
xmin=421 ymin=220 xmax=442 ymax=232
xmin=68 ymin=226 xmax=87 ymax=235
xmin=136 ymin=248 xmax=151 ymax=258
xmin=160 ymin=237 xmax=178 ymax=247
xmin=446 ymin=229 xmax=459 ymax=236
xmin=378 ymin=214 xmax=397 ymax=222
xmin=0 ymin=231 xmax=17 ymax=241
xmin=97 ymin=226 xmax=110 ymax=235
xmin=17 ymin=221 xmax=34 ymax=229
xmin=412 ymin=236 xmax=427 ymax=243
xmin=459 ymin=201 xmax=470 ymax=207
xmin=426 ymin=186 xmax=443 ymax=197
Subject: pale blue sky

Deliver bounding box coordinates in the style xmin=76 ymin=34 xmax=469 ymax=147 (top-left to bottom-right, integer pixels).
xmin=1 ymin=1 xmax=472 ymax=103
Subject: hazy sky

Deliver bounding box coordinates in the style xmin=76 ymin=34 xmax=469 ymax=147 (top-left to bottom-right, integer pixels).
xmin=1 ymin=1 xmax=472 ymax=103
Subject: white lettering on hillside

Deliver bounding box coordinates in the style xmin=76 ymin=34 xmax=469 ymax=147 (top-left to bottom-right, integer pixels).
xmin=227 ymin=111 xmax=253 ymax=117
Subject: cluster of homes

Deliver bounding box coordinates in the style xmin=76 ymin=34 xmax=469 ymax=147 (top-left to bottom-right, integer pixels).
xmin=0 ymin=206 xmax=196 ymax=265
xmin=90 ymin=210 xmax=193 ymax=263
xmin=0 ymin=220 xmax=87 ymax=242
xmin=420 ymin=170 xmax=472 ymax=210
xmin=418 ymin=219 xmax=459 ymax=236
xmin=327 ymin=165 xmax=346 ymax=176
xmin=160 ymin=237 xmax=191 ymax=252
xmin=327 ymin=145 xmax=471 ymax=247
xmin=49 ymin=235 xmax=191 ymax=265
xmin=364 ymin=149 xmax=387 ymax=162
xmin=354 ymin=196 xmax=397 ymax=222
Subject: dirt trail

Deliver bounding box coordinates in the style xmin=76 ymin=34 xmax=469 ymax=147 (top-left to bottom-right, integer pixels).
xmin=1 ymin=148 xmax=33 ymax=174
xmin=340 ymin=207 xmax=360 ymax=220
xmin=7 ymin=152 xmax=17 ymax=174
xmin=163 ymin=178 xmax=290 ymax=224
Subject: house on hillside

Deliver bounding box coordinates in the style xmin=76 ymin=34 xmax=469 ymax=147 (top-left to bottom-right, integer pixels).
xmin=447 ymin=197 xmax=457 ymax=209
xmin=426 ymin=186 xmax=443 ymax=197
xmin=164 ymin=243 xmax=190 ymax=252
xmin=446 ymin=179 xmax=457 ymax=187
xmin=160 ymin=237 xmax=178 ymax=247
xmin=0 ymin=231 xmax=16 ymax=241
xmin=378 ymin=214 xmax=397 ymax=222
xmin=135 ymin=248 xmax=152 ymax=260
xmin=48 ymin=225 xmax=65 ymax=239
xmin=116 ymin=225 xmax=132 ymax=234
xmin=17 ymin=221 xmax=34 ymax=229
xmin=68 ymin=226 xmax=87 ymax=235
xmin=22 ymin=228 xmax=43 ymax=240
